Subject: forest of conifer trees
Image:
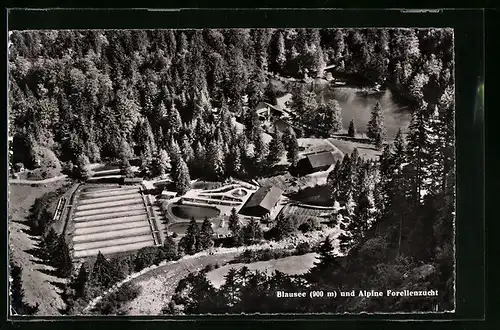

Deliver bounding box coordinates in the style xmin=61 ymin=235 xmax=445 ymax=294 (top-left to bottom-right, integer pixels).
xmin=9 ymin=27 xmax=455 ymax=315
xmin=9 ymin=28 xmax=453 ymax=180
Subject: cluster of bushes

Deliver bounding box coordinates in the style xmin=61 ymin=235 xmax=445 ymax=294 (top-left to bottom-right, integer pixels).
xmin=92 ymin=282 xmax=142 ymax=315
xmin=298 ymin=217 xmax=322 ymax=233
xmin=265 ymin=214 xmax=321 ymax=241
xmin=202 ymin=263 xmax=221 ymax=273
xmin=133 ymin=236 xmax=179 ymax=272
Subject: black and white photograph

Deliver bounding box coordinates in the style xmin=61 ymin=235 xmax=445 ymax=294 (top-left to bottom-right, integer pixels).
xmin=8 ymin=26 xmax=455 ymax=316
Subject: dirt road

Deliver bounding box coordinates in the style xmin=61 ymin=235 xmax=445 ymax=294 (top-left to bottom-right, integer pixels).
xmin=126 ymin=252 xmax=239 ymax=315
xmin=10 ymin=175 xmax=68 ymax=185
xmin=122 ymin=227 xmax=342 ymax=315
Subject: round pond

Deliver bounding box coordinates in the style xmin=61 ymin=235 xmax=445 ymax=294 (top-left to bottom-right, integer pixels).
xmin=171 ymin=204 xmax=221 ymax=220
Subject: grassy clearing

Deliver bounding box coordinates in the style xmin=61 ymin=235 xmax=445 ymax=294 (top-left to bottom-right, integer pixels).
xmin=287 ymin=185 xmax=333 ymax=206
xmin=258 ymin=171 xmax=332 ymax=195
xmin=328 ymin=138 xmax=381 ymax=161
xmin=279 ymin=204 xmax=334 ymax=222
xmin=297 ymin=138 xmax=335 ymax=156
xmin=206 ymin=253 xmax=318 ymax=289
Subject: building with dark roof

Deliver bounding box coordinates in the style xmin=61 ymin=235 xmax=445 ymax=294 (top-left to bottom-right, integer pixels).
xmin=297 ymin=151 xmax=340 ymax=174
xmin=239 ymin=186 xmax=284 ymax=217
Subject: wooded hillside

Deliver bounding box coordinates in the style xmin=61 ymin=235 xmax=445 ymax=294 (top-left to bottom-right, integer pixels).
xmin=8 ymin=28 xmax=453 ymax=175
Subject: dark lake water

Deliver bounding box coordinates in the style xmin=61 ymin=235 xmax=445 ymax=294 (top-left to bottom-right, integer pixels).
xmin=323 ymin=84 xmax=411 ymax=140
xmin=285 ymin=76 xmax=413 ymax=140
xmin=171 ymin=204 xmax=221 ymax=220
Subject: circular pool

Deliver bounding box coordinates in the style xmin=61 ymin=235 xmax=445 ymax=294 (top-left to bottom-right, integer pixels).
xmin=171 ymin=204 xmax=221 ymax=220
xmin=231 ymin=188 xmax=248 ymax=197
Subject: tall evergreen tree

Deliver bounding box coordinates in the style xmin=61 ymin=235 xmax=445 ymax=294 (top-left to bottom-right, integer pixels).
xmin=348 ymin=119 xmax=356 ymax=138
xmin=343 ymin=189 xmax=372 ymax=252
xmin=406 ymin=101 xmax=433 ymax=206
xmin=168 ymin=103 xmax=183 ymax=138
xmin=274 ymin=214 xmax=296 ymax=241
xmin=316 ymin=99 xmax=343 ymax=135
xmin=247 ymin=68 xmax=266 ymax=109
xmin=337 ymin=154 xmax=354 ymax=203
xmin=182 ymin=217 xmax=200 ymax=255
xmin=308 ymin=237 xmax=340 ymax=283
xmin=219 ymin=268 xmax=241 ymax=310
xmin=198 ymin=217 xmax=215 ymax=250
xmin=226 ymin=144 xmax=243 ymax=178
xmin=10 ymin=261 xmax=39 ymax=315
xmin=327 ymin=160 xmax=342 ymax=201
xmin=73 ymin=262 xmax=89 ymax=299
xmin=227 ymin=46 xmax=249 ymax=107
xmin=377 ymin=145 xmax=395 ymax=213
xmin=172 ymin=156 xmax=191 ymax=195
xmin=367 ymin=102 xmax=386 ymax=149
xmin=151 ymin=148 xmax=171 ymax=177
xmin=118 ymin=137 xmax=134 ymax=162
xmin=192 ymin=141 xmax=207 ymax=175
xmin=74 ymin=154 xmax=91 ymax=180
xmin=243 ymin=218 xmax=263 ymax=245
xmin=91 ymin=252 xmax=122 ymax=289
xmin=252 ymin=127 xmax=268 ymax=170
xmin=244 ymin=108 xmax=260 ymax=142
xmin=267 ymin=129 xmax=285 ymax=166
xmin=55 ymin=235 xmax=73 ymax=278
xmin=206 ymin=138 xmax=225 ymax=180
xmin=303 ymin=91 xmax=319 ymax=129
xmin=137 ymin=117 xmax=157 ymax=161
xmin=274 ymin=31 xmax=286 ymax=72
xmin=228 ymin=208 xmax=243 ymax=246
xmin=282 ymin=127 xmax=299 ymax=168
xmin=39 ymin=227 xmax=59 ymax=262
xmin=393 ymin=128 xmax=406 ymax=167
xmin=180 ymin=134 xmax=194 ymax=164
xmin=160 ymin=235 xmax=178 ymax=261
